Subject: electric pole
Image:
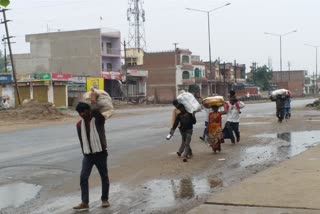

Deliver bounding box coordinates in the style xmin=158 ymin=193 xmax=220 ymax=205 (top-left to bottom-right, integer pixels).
xmin=0 ymin=8 xmax=21 ymax=105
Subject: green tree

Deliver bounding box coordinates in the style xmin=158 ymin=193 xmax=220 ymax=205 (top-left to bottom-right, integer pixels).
xmin=0 ymin=0 xmax=10 ymax=7
xmin=252 ymin=65 xmax=273 ymax=90
xmin=0 ymin=50 xmax=8 ymax=73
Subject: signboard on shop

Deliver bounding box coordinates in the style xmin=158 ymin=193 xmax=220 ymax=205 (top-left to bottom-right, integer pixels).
xmin=86 ymin=77 xmax=104 ymax=91
xmin=127 ymin=69 xmax=148 ymax=77
xmin=69 ymin=76 xmax=86 ymax=84
xmin=31 ymin=80 xmax=50 ymax=86
xmin=101 ymin=71 xmax=122 ymax=80
xmin=52 ymin=73 xmax=72 ymax=81
xmin=17 ymin=74 xmax=32 ymax=82
xmin=0 ymin=74 xmax=12 ymax=83
xmin=32 ymin=73 xmax=51 ymax=81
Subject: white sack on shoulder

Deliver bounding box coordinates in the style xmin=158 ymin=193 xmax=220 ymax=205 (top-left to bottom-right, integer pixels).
xmin=82 ymin=89 xmax=114 ymax=119
xmin=177 ymin=92 xmax=201 ymax=113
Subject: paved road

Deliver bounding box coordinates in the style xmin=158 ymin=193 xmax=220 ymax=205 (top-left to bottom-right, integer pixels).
xmin=0 ymin=98 xmax=315 ymax=213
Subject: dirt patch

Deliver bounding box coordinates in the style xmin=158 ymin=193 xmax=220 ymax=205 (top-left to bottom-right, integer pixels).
xmin=0 ymin=100 xmax=77 ymax=132
xmin=0 ymin=99 xmax=70 ymax=121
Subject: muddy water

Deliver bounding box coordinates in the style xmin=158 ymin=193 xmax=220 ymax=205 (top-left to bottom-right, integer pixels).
xmin=0 ymin=182 xmax=41 ymax=210
xmin=140 ymin=130 xmax=320 ymax=213
xmin=5 ymin=131 xmax=320 ymax=214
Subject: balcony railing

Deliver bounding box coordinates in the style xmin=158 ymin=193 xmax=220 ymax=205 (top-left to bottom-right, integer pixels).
xmin=195 ymin=77 xmax=208 ymax=83
xmin=182 ymin=78 xmax=195 ymax=85
xmin=102 ymin=48 xmax=121 ymax=56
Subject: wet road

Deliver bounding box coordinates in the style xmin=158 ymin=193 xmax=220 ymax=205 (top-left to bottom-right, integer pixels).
xmin=0 ymin=98 xmax=317 ymax=213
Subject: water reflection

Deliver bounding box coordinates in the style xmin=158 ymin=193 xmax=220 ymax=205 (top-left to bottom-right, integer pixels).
xmin=277 ymin=132 xmax=291 ymax=142
xmin=242 ymin=131 xmax=320 ymax=167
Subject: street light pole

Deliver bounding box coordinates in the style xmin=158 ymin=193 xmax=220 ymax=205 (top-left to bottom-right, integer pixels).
xmin=207 ymin=12 xmax=212 ymax=94
xmin=305 ymin=44 xmax=319 ymax=94
xmin=280 ymin=36 xmax=282 ymax=72
xmin=264 ymin=30 xmax=297 ymax=81
xmin=186 ymin=3 xmax=231 ymax=95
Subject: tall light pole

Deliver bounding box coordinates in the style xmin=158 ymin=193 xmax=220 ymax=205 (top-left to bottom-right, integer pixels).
xmin=264 ymin=30 xmax=297 ymax=81
xmin=186 ymin=3 xmax=231 ymax=95
xmin=305 ymin=44 xmax=319 ymax=94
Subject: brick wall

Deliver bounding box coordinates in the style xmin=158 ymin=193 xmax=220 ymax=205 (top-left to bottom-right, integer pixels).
xmin=142 ymin=52 xmax=177 ymax=103
xmin=272 ymin=70 xmax=305 ymax=96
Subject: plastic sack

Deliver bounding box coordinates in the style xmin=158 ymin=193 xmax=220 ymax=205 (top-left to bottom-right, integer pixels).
xmin=83 ymin=89 xmax=114 ymax=119
xmin=202 ymin=96 xmax=225 ymax=108
xmin=177 ymin=92 xmax=201 ymax=113
xmin=271 ymin=89 xmax=291 ymax=97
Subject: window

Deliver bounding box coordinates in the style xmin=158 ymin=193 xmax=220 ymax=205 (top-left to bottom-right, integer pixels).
xmin=102 ymin=63 xmax=105 ymax=71
xmin=182 ymin=55 xmax=190 ymax=64
xmin=194 ymin=68 xmax=202 ymax=78
xmin=107 ymin=43 xmax=112 ymax=54
xmin=107 ymin=63 xmax=112 ymax=71
xmin=101 ymin=42 xmax=104 ymax=52
xmin=182 ymin=71 xmax=190 ymax=79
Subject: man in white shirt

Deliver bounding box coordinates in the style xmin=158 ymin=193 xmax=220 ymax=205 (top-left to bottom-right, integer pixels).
xmin=224 ymin=97 xmax=245 ymax=143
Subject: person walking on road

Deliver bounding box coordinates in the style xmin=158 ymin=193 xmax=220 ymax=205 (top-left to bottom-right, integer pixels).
xmin=170 ymin=104 xmax=196 ymax=162
xmin=284 ymin=94 xmax=291 ymax=120
xmin=73 ymin=102 xmax=110 ymax=210
xmin=207 ymin=106 xmax=226 ymax=153
xmin=276 ymin=95 xmax=286 ymax=122
xmin=223 ymin=97 xmax=245 ymax=144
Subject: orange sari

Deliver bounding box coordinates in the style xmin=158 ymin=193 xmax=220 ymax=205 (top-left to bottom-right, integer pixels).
xmin=207 ymin=112 xmax=223 ymax=152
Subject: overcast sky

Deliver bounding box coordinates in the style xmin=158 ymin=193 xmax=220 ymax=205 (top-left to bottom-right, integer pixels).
xmin=5 ymin=0 xmax=320 ymax=75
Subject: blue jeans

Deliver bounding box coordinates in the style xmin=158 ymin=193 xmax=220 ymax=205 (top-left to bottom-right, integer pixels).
xmin=80 ymin=151 xmax=109 ymax=203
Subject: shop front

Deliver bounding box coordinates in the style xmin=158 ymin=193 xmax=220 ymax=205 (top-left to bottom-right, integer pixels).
xmin=68 ymin=76 xmax=86 ymax=106
xmin=52 ymin=73 xmax=72 ymax=108
xmin=0 ymin=74 xmax=14 ymax=107
xmin=31 ymin=73 xmax=52 ymax=104
xmin=101 ymin=71 xmax=122 ymax=97
xmin=16 ymin=74 xmax=32 ymax=106
xmin=126 ymin=69 xmax=148 ymax=97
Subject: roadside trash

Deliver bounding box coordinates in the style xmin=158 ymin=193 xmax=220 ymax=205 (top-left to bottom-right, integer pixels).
xmin=218 ymin=158 xmax=226 ymax=161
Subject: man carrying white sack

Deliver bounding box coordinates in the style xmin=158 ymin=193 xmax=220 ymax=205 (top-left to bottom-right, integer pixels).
xmin=73 ymin=100 xmax=110 ymax=210
xmin=83 ymin=87 xmax=114 ymax=119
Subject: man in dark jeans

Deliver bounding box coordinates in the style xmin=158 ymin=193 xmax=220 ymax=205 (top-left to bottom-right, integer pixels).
xmin=73 ymin=102 xmax=110 ymax=210
xmin=170 ymin=104 xmax=196 ymax=162
xmin=276 ymin=95 xmax=286 ymax=122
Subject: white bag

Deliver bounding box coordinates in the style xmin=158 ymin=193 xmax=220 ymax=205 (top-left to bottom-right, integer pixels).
xmin=271 ymin=89 xmax=291 ymax=97
xmin=83 ymin=89 xmax=114 ymax=119
xmin=177 ymin=92 xmax=201 ymax=113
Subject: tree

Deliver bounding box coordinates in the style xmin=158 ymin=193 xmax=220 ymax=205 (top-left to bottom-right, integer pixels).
xmin=0 ymin=0 xmax=10 ymax=7
xmin=0 ymin=50 xmax=8 ymax=73
xmin=252 ymin=65 xmax=273 ymax=91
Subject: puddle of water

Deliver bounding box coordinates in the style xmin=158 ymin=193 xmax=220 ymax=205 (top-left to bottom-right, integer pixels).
xmin=242 ymin=131 xmax=320 ymax=167
xmin=143 ymin=177 xmax=222 ymax=209
xmin=0 ymin=183 xmax=41 ymax=210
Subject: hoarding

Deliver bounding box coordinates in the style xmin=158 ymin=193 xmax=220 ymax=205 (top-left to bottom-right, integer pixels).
xmin=86 ymin=77 xmax=104 ymax=91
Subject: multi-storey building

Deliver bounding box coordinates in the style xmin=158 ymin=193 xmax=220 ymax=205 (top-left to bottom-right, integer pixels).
xmin=13 ymin=28 xmax=123 ymax=97
xmin=136 ymin=48 xmax=210 ymax=103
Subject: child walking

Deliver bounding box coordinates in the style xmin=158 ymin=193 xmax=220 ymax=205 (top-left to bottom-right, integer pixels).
xmin=170 ymin=104 xmax=196 ymax=162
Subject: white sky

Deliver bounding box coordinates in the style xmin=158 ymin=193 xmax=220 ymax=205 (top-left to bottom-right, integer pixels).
xmin=4 ymin=0 xmax=320 ymax=75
